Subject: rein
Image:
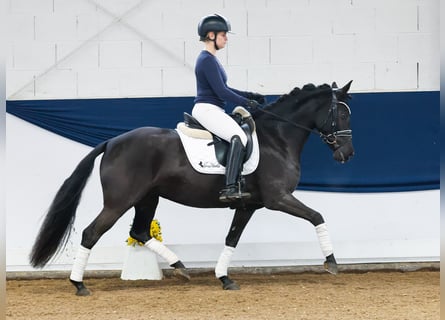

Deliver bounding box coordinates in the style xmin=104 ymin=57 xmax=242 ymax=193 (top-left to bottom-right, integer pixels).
xmin=255 ymin=91 xmax=352 ymax=145
xmin=255 ymin=107 xmax=318 ymax=134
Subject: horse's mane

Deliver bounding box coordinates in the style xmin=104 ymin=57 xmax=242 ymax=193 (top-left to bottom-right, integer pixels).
xmin=267 ymin=83 xmax=331 ymax=109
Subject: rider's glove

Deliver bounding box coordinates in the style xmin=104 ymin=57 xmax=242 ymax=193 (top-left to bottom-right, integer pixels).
xmin=248 ymin=92 xmax=266 ymax=105
xmin=246 ymin=99 xmax=260 ymax=110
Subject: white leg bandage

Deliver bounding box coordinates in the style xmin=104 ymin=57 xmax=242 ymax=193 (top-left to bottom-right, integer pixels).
xmin=315 ymin=223 xmax=333 ymax=257
xmin=215 ymin=246 xmax=235 ymax=278
xmin=70 ymin=245 xmax=91 ymax=282
xmin=145 ymin=238 xmax=179 ymax=265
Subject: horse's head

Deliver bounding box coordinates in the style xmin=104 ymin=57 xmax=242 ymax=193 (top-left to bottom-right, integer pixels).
xmin=317 ymin=81 xmax=354 ymax=163
xmin=255 ymin=81 xmax=354 ymax=163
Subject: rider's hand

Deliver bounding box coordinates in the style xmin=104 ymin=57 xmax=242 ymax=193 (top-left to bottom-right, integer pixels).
xmin=247 ymin=99 xmax=260 ymax=110
xmin=248 ymin=92 xmax=266 ymax=104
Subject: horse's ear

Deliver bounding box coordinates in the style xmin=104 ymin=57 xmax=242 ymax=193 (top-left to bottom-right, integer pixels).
xmin=341 ymin=80 xmax=353 ymax=93
xmin=337 ymin=80 xmax=353 ymax=99
xmin=332 ymin=82 xmax=338 ymax=89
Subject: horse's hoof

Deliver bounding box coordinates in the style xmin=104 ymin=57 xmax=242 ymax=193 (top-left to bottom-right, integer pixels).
xmin=324 ymin=254 xmax=338 ymax=275
xmin=223 ymin=282 xmax=240 ymax=290
xmin=219 ymin=276 xmax=240 ymax=290
xmin=70 ymin=279 xmax=91 ymax=296
xmin=76 ymin=287 xmax=91 ymax=296
xmin=172 ymin=268 xmax=191 ymax=281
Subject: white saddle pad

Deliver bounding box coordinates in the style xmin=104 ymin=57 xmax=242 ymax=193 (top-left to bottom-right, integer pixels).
xmin=176 ymin=128 xmax=260 ymax=175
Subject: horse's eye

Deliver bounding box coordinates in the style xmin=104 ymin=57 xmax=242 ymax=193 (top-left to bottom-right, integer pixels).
xmin=340 ymin=112 xmax=348 ymax=120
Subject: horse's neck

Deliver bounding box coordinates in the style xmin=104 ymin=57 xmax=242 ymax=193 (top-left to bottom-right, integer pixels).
xmin=256 ymin=96 xmax=323 ymax=162
xmin=257 ymin=118 xmax=312 ymax=164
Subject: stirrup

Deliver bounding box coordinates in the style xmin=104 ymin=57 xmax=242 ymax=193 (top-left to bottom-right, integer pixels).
xmin=219 ymin=186 xmax=251 ymax=202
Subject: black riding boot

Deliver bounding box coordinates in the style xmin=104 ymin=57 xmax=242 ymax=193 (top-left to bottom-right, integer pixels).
xmin=219 ymin=135 xmax=251 ymax=202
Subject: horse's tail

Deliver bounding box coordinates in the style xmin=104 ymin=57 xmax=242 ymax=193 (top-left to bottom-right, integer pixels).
xmin=29 ymin=141 xmax=107 ymax=268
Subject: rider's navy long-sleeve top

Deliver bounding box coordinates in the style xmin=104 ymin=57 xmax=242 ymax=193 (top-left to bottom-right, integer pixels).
xmin=194 ymin=50 xmax=249 ymax=108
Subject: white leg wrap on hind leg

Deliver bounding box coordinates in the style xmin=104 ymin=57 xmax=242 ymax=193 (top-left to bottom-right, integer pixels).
xmin=215 ymin=246 xmax=235 ymax=278
xmin=70 ymin=245 xmax=91 ymax=282
xmin=315 ymin=223 xmax=333 ymax=257
xmin=145 ymin=238 xmax=179 ymax=265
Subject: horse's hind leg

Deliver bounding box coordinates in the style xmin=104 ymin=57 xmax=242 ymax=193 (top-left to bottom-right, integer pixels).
xmin=69 ymin=206 xmax=127 ymax=296
xmin=129 ymin=194 xmax=158 ymax=243
xmin=130 ymin=195 xmax=190 ymax=281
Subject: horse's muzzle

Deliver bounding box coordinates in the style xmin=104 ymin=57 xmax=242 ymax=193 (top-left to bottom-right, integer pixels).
xmin=333 ymin=142 xmax=354 ymax=163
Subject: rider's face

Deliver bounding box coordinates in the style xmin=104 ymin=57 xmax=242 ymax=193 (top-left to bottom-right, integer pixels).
xmin=210 ymin=31 xmax=227 ymax=49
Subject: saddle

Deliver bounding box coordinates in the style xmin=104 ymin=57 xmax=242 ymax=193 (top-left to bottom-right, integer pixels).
xmin=176 ymin=107 xmax=256 ymax=167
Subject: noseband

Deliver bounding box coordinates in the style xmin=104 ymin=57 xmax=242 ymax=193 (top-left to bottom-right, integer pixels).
xmin=256 ymin=91 xmax=352 ymax=146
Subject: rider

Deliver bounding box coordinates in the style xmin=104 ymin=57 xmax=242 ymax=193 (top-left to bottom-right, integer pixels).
xmin=193 ymin=13 xmax=265 ymax=202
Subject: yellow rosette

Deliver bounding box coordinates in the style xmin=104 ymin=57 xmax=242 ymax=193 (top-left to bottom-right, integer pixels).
xmin=126 ymin=219 xmax=162 ymax=246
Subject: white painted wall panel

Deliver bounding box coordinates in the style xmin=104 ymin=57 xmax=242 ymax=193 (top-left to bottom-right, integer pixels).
xmin=12 ymin=42 xmax=55 ymax=70
xmin=162 ymin=11 xmax=204 ymax=39
xmin=9 ymin=0 xmax=54 ymax=14
xmin=398 ymin=34 xmax=439 ymax=63
xmin=292 ymin=7 xmax=334 ymax=35
xmin=35 ymin=14 xmax=77 ymax=41
xmin=77 ymin=69 xmax=120 ymax=97
xmin=418 ymin=59 xmax=440 ymax=89
xmin=418 ymin=2 xmax=439 ymax=33
xmin=76 ymin=13 xmax=108 ymax=41
xmin=5 ymin=70 xmax=35 ymax=98
xmin=247 ymin=66 xmax=302 ymax=93
xmin=313 ymin=35 xmax=356 ymax=63
xmin=266 ymin=0 xmax=310 ymax=8
xmin=53 ymin=0 xmax=96 ymax=15
xmin=56 ymin=41 xmax=99 ymax=70
xmin=118 ymin=68 xmax=163 ymax=97
xmin=35 ymin=69 xmax=77 ymax=98
xmin=332 ymin=63 xmax=375 ymax=91
xmin=142 ymin=39 xmax=184 ymax=68
xmin=227 ymin=37 xmax=270 ymax=66
xmin=225 ymin=66 xmax=248 ymax=90
xmin=162 ymin=67 xmax=195 ymax=96
xmin=271 ymin=36 xmax=313 ymax=65
xmin=375 ymin=62 xmax=418 ymax=90
xmin=99 ymin=41 xmax=141 ymax=68
xmin=98 ymin=23 xmax=144 ymax=42
xmin=6 ymin=14 xmax=35 ymax=41
xmin=332 ymin=8 xmax=376 ymax=35
xmin=248 ymin=9 xmax=296 ymax=37
xmin=355 ymin=35 xmax=397 ymax=62
xmin=127 ymin=10 xmax=163 ymax=40
xmin=184 ymin=40 xmax=203 ymax=69
xmin=375 ymin=5 xmax=418 ymax=34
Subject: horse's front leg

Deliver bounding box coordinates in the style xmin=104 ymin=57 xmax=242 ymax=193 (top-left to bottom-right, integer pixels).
xmin=216 ymin=208 xmax=255 ymax=290
xmin=264 ymin=193 xmax=338 ymax=275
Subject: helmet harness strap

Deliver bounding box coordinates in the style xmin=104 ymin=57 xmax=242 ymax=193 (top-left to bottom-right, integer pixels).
xmin=210 ymin=32 xmax=220 ymax=50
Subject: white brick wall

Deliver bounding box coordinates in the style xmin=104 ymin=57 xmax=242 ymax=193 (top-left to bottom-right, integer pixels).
xmin=99 ymin=41 xmax=141 ymax=68
xmin=6 ymin=0 xmax=439 ymax=99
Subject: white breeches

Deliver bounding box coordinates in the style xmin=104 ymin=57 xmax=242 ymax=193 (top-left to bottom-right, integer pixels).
xmin=192 ymin=103 xmax=248 ymax=146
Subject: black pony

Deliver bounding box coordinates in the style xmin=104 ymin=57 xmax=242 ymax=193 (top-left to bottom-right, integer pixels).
xmin=30 ymin=81 xmax=354 ymax=295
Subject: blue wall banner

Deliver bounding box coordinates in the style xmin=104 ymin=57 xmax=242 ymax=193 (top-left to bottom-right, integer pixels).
xmin=6 ymin=91 xmax=439 ymax=193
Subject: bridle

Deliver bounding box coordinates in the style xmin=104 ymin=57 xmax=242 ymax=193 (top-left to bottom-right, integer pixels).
xmin=256 ymin=90 xmax=352 ymax=146
xmin=319 ymin=91 xmax=352 ymax=145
